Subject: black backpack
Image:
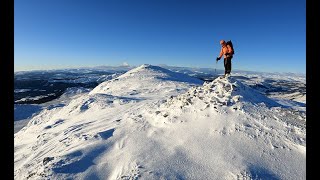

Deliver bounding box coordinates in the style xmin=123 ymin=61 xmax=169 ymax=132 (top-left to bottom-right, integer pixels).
xmin=226 ymin=40 xmax=235 ymax=55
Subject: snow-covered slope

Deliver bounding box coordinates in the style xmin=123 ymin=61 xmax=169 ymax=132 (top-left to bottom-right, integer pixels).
xmin=14 ymin=65 xmax=305 ymax=180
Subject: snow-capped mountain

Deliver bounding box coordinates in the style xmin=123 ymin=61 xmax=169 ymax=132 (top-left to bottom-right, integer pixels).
xmin=14 ymin=64 xmax=305 ymax=179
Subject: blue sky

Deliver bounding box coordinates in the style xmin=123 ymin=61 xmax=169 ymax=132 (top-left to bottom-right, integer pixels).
xmin=14 ymin=0 xmax=306 ymax=73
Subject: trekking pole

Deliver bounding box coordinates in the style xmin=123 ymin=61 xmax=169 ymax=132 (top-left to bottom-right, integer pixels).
xmin=215 ymin=60 xmax=217 ymax=73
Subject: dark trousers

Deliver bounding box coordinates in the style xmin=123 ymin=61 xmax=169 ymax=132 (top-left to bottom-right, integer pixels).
xmin=224 ymin=57 xmax=232 ymax=75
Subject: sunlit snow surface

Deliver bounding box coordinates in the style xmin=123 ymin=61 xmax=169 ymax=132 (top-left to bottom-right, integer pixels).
xmin=14 ymin=65 xmax=305 ymax=179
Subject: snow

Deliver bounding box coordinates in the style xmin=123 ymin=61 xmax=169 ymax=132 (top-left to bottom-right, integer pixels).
xmin=14 ymin=89 xmax=32 ymax=93
xmin=14 ymin=87 xmax=92 ymax=133
xmin=14 ymin=104 xmax=43 ymax=133
xmin=47 ymin=73 xmax=119 ymax=84
xmin=269 ymin=92 xmax=306 ymax=104
xmin=15 ymin=93 xmax=57 ymax=103
xmin=14 ymin=65 xmax=305 ymax=179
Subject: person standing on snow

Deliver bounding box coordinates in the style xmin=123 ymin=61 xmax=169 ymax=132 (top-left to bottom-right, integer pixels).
xmin=216 ymin=40 xmax=234 ymax=77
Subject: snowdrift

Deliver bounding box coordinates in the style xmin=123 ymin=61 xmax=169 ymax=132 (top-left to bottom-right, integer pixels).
xmin=14 ymin=64 xmax=305 ymax=180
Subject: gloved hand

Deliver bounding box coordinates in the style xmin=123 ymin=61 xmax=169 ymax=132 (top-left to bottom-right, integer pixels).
xmin=216 ymin=57 xmax=221 ymax=61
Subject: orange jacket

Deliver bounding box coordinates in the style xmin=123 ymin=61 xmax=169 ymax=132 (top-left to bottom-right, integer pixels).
xmin=218 ymin=44 xmax=233 ymax=59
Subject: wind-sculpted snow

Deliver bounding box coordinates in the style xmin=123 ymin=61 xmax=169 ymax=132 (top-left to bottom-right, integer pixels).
xmin=14 ymin=65 xmax=305 ymax=180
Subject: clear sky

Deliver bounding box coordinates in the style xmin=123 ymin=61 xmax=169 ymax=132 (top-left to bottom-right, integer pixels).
xmin=14 ymin=0 xmax=306 ymax=73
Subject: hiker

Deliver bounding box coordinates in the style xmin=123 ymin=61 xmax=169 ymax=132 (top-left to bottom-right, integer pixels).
xmin=216 ymin=40 xmax=234 ymax=77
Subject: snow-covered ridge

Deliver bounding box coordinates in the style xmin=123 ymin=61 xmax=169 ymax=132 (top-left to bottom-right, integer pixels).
xmin=14 ymin=65 xmax=305 ymax=180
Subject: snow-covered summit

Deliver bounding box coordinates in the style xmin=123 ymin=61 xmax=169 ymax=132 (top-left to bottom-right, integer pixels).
xmin=89 ymin=64 xmax=203 ymax=97
xmin=14 ymin=65 xmax=305 ymax=180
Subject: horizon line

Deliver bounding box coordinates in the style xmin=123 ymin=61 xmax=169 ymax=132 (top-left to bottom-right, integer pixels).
xmin=14 ymin=64 xmax=306 ymax=75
